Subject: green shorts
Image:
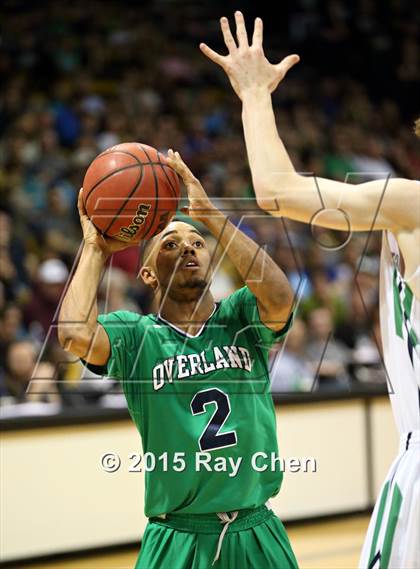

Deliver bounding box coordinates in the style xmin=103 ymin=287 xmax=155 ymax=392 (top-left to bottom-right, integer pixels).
xmin=135 ymin=504 xmax=298 ymax=569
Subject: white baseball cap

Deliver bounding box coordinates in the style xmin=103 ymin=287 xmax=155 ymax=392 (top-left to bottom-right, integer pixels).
xmin=38 ymin=259 xmax=69 ymax=284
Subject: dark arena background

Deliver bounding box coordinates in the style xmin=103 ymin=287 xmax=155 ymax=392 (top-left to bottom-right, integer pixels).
xmin=0 ymin=1 xmax=418 ymax=568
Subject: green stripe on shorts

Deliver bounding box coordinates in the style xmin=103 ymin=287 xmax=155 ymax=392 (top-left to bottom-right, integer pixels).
xmin=381 ymin=484 xmax=403 ymax=569
xmin=368 ymin=481 xmax=390 ymax=564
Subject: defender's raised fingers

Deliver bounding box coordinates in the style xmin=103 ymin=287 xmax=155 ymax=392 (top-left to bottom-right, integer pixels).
xmin=199 ymin=43 xmax=225 ymax=67
xmin=234 ymin=11 xmax=249 ymax=49
xmin=276 ymin=54 xmax=300 ymax=76
xmin=220 ymin=16 xmax=237 ymax=52
xmin=252 ymin=17 xmax=263 ymax=48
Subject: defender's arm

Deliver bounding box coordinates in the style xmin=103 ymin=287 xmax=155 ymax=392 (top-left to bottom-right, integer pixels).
xmin=201 ymin=12 xmax=419 ymax=233
xmin=242 ymin=89 xmax=418 ymax=233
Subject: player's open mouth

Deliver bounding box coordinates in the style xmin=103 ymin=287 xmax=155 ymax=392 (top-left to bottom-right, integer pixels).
xmin=182 ymin=259 xmax=200 ymax=270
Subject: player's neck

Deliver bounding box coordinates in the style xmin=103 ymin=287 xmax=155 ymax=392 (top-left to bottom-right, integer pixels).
xmin=158 ymin=292 xmax=216 ymax=336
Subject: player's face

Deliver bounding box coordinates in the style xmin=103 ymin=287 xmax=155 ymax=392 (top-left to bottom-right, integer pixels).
xmin=148 ymin=221 xmax=212 ymax=300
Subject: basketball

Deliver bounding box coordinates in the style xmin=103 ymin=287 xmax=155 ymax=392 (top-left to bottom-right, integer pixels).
xmin=82 ymin=142 xmax=181 ymax=243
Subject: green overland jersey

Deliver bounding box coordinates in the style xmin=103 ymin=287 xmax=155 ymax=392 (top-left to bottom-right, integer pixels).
xmin=94 ymin=287 xmax=292 ymax=517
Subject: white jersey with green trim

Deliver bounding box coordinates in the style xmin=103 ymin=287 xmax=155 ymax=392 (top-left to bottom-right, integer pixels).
xmin=380 ymin=231 xmax=420 ymax=434
xmin=358 ymin=233 xmax=420 ymax=569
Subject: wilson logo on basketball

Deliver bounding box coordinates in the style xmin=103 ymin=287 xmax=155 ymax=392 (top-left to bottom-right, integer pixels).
xmin=116 ymin=203 xmax=152 ymax=241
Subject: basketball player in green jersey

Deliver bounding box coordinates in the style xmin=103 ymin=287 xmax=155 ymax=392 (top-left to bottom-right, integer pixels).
xmin=58 ymin=149 xmax=298 ymax=568
xmin=201 ymin=12 xmax=419 ymax=569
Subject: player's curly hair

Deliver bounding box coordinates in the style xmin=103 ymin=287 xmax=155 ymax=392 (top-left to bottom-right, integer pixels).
xmin=415 ymin=118 xmax=420 ymax=138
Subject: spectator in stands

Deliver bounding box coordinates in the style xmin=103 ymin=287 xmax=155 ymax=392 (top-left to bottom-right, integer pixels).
xmin=98 ymin=267 xmax=140 ymax=313
xmin=0 ymin=340 xmax=59 ymax=404
xmin=24 ymin=258 xmax=69 ymax=342
xmin=0 ymin=303 xmax=27 ymax=353
xmin=305 ymin=307 xmax=351 ymax=390
xmin=270 ymin=318 xmax=314 ymax=392
xmin=301 ymin=267 xmax=348 ymax=325
xmin=0 ymin=209 xmax=29 ymax=302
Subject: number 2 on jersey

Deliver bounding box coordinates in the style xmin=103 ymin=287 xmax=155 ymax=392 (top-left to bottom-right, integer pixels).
xmin=190 ymin=388 xmax=238 ymax=452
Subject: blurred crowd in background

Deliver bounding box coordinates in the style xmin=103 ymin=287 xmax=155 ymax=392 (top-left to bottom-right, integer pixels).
xmin=0 ymin=0 xmax=418 ymax=411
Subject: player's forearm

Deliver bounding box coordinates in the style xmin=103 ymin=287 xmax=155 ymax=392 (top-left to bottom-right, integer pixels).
xmin=241 ymin=90 xmax=364 ymax=228
xmin=58 ymin=244 xmax=107 ymax=350
xmin=203 ymin=211 xmax=293 ymax=311
xmin=241 ymin=89 xmax=298 ymax=189
xmin=241 ymin=90 xmax=325 ymax=223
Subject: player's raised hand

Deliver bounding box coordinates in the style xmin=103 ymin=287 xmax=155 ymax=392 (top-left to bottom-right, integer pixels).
xmin=166 ymin=150 xmax=219 ymax=223
xmin=77 ymin=189 xmax=130 ymax=256
xmin=200 ymin=11 xmax=299 ymax=100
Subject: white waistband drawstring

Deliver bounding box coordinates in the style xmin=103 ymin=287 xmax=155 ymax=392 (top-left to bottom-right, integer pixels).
xmin=212 ymin=510 xmax=239 ymax=566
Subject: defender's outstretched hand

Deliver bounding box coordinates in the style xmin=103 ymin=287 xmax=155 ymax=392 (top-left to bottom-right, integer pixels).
xmin=166 ymin=149 xmax=218 ymax=223
xmin=200 ymin=11 xmax=299 ymax=100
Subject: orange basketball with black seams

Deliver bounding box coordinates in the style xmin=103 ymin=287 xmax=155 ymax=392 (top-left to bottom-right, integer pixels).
xmin=82 ymin=142 xmax=181 ymax=243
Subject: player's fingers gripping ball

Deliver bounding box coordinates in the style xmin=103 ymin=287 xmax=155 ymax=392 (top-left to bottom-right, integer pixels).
xmin=166 ymin=149 xmax=195 ymax=181
xmin=166 ymin=149 xmax=215 ymax=222
xmin=82 ymin=142 xmax=181 ymax=243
